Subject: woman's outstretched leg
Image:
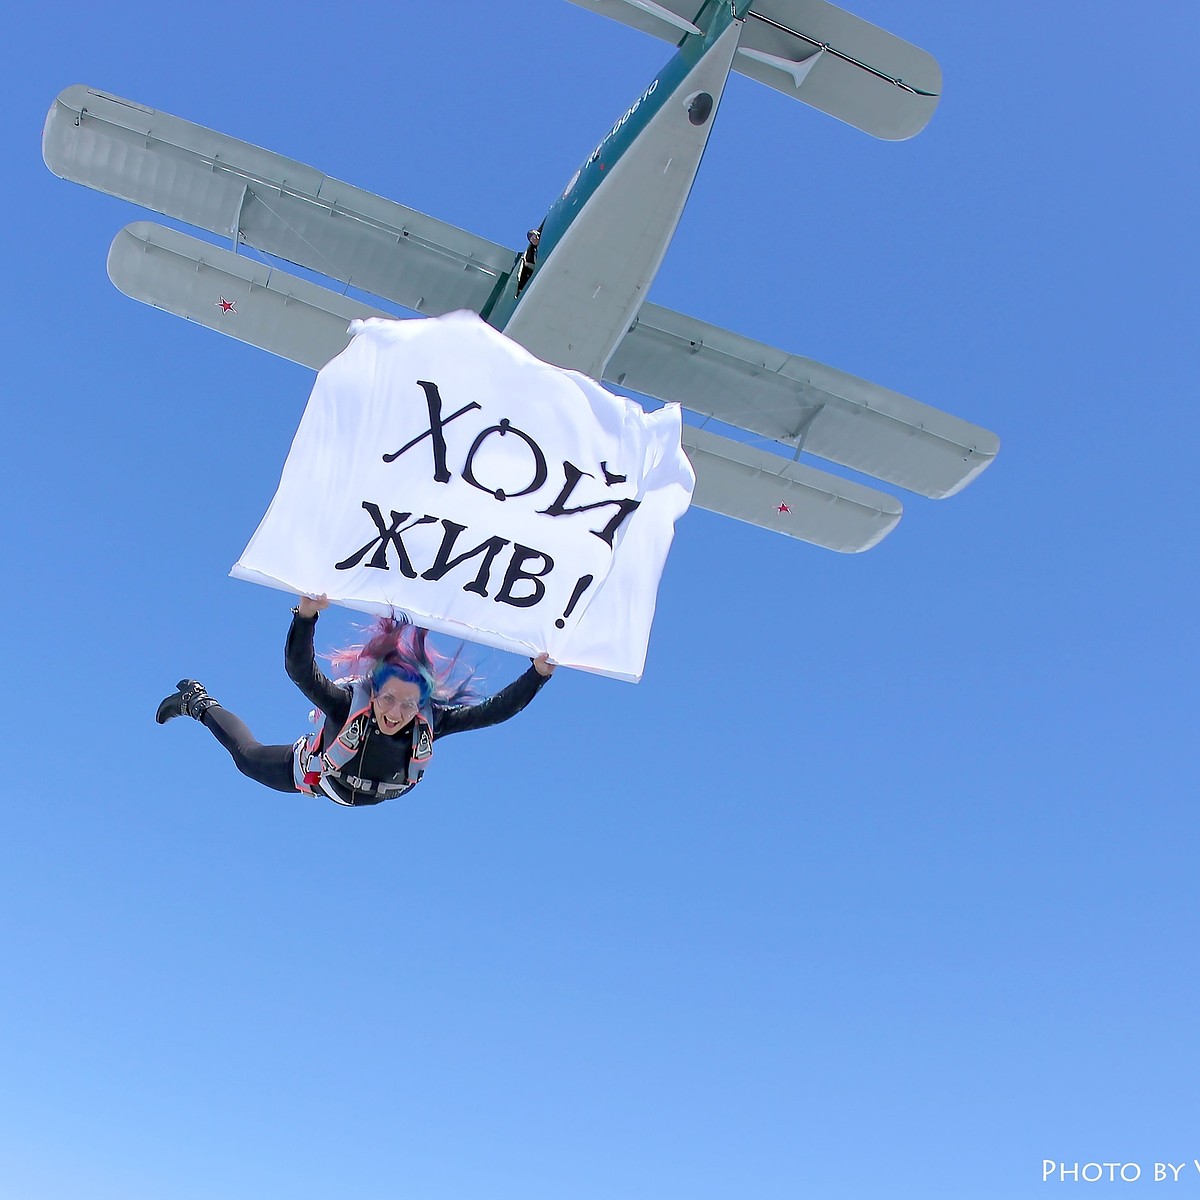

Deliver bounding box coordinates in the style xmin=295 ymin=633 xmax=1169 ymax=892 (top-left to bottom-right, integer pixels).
xmin=156 ymin=679 xmax=297 ymax=793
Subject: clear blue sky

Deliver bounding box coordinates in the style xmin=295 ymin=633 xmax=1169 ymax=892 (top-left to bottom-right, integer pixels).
xmin=3 ymin=3 xmax=1197 ymax=1198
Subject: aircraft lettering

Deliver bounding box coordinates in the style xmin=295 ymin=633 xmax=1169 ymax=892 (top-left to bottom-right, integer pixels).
xmin=607 ymin=78 xmax=658 ymax=142
xmin=589 ymin=77 xmax=659 ymax=163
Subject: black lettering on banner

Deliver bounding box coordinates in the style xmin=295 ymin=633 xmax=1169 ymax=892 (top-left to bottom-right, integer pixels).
xmin=335 ymin=503 xmax=438 ymax=575
xmin=538 ymin=461 xmax=641 ymax=547
xmin=420 ymin=521 xmax=510 ymax=597
xmin=495 ymin=545 xmax=555 ymax=608
xmin=381 ymin=380 xmax=482 ymax=482
xmin=335 ymin=503 xmax=560 ymax=609
xmin=461 ymin=418 xmax=549 ymax=501
xmin=556 ymin=574 xmax=593 ymax=628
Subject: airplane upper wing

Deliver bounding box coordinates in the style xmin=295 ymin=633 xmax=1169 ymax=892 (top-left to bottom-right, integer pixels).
xmin=46 ymin=83 xmax=994 ymax=553
xmin=42 ymin=85 xmax=515 ymax=316
xmin=606 ymin=303 xmax=998 ymax=499
xmin=563 ymin=0 xmax=941 ymax=139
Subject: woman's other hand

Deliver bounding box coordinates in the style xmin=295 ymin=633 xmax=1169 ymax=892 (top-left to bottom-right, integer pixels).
xmin=297 ymin=594 xmax=329 ymax=619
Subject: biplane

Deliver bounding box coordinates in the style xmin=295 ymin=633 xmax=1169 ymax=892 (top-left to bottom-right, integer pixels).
xmin=42 ymin=0 xmax=998 ymax=553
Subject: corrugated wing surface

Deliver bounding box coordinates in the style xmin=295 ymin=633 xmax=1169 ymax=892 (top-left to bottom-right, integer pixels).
xmin=607 ymin=303 xmax=998 ymax=499
xmin=44 ymin=85 xmax=514 ymax=316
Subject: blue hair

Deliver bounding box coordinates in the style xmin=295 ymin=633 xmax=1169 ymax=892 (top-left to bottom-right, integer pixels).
xmin=330 ymin=613 xmax=481 ymax=706
xmin=369 ymin=661 xmax=430 ymax=704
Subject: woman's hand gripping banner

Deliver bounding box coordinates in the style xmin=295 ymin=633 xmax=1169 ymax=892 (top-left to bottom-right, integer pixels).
xmin=232 ymin=312 xmax=695 ymax=681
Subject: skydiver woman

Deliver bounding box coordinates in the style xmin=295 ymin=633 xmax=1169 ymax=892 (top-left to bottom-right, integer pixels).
xmin=155 ymin=595 xmax=555 ymax=806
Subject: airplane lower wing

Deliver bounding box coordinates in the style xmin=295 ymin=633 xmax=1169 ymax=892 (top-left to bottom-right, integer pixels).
xmin=564 ymin=0 xmax=941 ymax=139
xmin=606 ymin=304 xmax=999 ymax=500
xmin=108 ymin=221 xmax=898 ymax=552
xmin=43 ymin=85 xmax=514 ymax=317
xmin=107 ymin=222 xmax=387 ymax=369
xmin=683 ymin=425 xmax=900 ymax=551
xmin=49 ymin=70 xmax=994 ymax=553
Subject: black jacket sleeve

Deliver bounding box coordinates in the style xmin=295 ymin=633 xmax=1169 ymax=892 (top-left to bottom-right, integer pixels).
xmin=433 ymin=664 xmax=550 ymax=740
xmin=285 ymin=609 xmax=351 ymax=725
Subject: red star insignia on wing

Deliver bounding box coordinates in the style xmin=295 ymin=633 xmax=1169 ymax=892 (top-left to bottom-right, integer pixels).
xmin=216 ymin=297 xmax=237 ymax=314
xmin=777 ymin=502 xmax=791 ymax=514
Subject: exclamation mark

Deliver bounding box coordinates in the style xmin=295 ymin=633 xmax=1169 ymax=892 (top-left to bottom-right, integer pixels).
xmin=555 ymin=574 xmax=594 ymax=628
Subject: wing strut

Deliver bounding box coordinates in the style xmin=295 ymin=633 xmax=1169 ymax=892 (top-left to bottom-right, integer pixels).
xmin=747 ymin=9 xmax=939 ymax=95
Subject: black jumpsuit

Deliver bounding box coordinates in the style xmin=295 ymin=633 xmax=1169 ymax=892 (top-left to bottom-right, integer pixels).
xmin=202 ymin=609 xmax=550 ymax=804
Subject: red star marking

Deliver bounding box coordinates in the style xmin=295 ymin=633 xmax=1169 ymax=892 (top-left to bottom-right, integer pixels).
xmin=216 ymin=297 xmax=237 ymax=314
xmin=777 ymin=502 xmax=791 ymax=514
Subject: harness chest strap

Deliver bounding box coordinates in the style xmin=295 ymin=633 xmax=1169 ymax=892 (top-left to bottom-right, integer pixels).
xmin=293 ymin=677 xmax=434 ymax=796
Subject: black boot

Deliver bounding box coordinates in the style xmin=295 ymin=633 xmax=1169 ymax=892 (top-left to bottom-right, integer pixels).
xmin=155 ymin=678 xmax=220 ymax=724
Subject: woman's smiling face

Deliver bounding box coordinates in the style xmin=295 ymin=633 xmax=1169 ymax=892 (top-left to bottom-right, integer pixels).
xmin=372 ymin=678 xmax=421 ymax=735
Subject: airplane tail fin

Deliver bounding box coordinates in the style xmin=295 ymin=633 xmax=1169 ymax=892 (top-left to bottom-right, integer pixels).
xmin=563 ymin=0 xmax=941 ymax=140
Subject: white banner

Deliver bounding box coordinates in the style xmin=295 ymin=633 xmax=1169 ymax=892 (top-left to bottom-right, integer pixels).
xmin=232 ymin=313 xmax=694 ymax=681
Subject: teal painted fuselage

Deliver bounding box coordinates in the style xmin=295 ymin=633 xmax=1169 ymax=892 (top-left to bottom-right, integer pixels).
xmin=484 ymin=0 xmax=752 ymax=379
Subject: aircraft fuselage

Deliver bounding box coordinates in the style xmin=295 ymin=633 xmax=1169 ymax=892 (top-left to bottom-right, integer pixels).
xmin=487 ymin=0 xmax=750 ymax=380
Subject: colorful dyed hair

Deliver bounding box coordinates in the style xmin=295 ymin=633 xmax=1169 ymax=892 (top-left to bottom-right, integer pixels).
xmin=327 ymin=613 xmax=481 ymax=707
